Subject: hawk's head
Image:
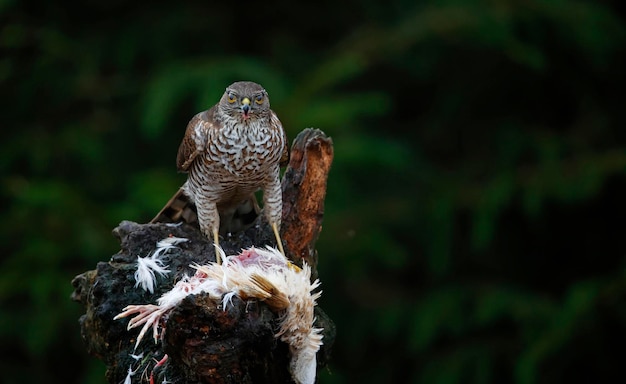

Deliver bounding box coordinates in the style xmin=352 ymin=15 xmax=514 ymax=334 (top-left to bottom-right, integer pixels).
xmin=219 ymin=81 xmax=271 ymax=122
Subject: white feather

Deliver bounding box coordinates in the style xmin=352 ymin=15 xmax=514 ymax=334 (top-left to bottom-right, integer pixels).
xmin=135 ymin=256 xmax=169 ymax=293
xmin=124 ymin=364 xmax=136 ymax=384
xmin=129 ymin=352 xmax=143 ymax=361
xmin=153 ymin=237 xmax=188 ymax=259
xmin=133 ymin=237 xmax=188 ymax=293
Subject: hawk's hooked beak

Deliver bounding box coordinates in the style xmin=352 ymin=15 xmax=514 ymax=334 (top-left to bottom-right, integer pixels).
xmin=241 ymin=98 xmax=251 ymax=119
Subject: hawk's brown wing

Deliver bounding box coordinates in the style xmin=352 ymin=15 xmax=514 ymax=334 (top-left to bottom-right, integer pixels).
xmin=176 ymin=107 xmax=219 ymax=172
xmin=150 ymin=107 xmax=218 ymax=225
xmin=271 ymin=110 xmax=290 ymax=167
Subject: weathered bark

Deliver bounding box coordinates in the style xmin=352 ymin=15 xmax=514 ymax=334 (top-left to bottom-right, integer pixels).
xmin=281 ymin=128 xmax=334 ymax=280
xmin=71 ymin=128 xmax=335 ymax=383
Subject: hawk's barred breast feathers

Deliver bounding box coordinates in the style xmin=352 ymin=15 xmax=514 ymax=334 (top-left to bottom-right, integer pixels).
xmin=171 ymin=81 xmax=288 ymax=244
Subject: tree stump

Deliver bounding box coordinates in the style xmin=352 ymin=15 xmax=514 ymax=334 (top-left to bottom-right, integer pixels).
xmin=71 ymin=128 xmax=335 ymax=383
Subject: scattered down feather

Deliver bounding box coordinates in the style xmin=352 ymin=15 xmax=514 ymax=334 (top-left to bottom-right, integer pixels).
xmin=134 ymin=236 xmax=188 ymax=293
xmin=114 ymin=246 xmax=323 ymax=384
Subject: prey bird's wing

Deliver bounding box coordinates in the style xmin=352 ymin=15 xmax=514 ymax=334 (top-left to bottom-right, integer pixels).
xmin=176 ymin=107 xmax=220 ymax=172
xmin=271 ymin=110 xmax=290 ymax=167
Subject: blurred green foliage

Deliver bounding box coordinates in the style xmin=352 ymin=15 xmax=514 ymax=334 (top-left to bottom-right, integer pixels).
xmin=2 ymin=1 xmax=626 ymax=383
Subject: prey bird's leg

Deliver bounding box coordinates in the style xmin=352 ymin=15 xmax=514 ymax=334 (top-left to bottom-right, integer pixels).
xmin=272 ymin=222 xmax=285 ymax=256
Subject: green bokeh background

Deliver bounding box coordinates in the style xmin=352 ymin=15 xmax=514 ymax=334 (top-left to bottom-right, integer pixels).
xmin=2 ymin=1 xmax=626 ymax=383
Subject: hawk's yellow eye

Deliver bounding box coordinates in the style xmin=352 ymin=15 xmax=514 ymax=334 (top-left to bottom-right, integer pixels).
xmin=255 ymin=95 xmax=264 ymax=105
xmin=228 ymin=93 xmax=236 ymax=103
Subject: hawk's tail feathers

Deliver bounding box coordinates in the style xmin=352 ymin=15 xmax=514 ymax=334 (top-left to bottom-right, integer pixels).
xmin=150 ymin=188 xmax=198 ymax=225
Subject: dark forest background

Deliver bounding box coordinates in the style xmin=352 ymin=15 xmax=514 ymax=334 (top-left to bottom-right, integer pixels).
xmin=2 ymin=1 xmax=626 ymax=383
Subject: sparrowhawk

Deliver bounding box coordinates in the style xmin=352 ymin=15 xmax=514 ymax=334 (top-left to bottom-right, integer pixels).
xmin=152 ymin=81 xmax=289 ymax=262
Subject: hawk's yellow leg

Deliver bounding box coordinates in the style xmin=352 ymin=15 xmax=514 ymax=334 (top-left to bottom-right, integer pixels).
xmin=272 ymin=222 xmax=285 ymax=256
xmin=213 ymin=228 xmax=222 ymax=264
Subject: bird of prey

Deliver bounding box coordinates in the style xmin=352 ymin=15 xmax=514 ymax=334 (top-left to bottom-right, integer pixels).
xmin=152 ymin=81 xmax=289 ymax=263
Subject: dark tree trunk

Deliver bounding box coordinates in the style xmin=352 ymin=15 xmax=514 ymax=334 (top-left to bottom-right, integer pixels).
xmin=71 ymin=128 xmax=335 ymax=384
